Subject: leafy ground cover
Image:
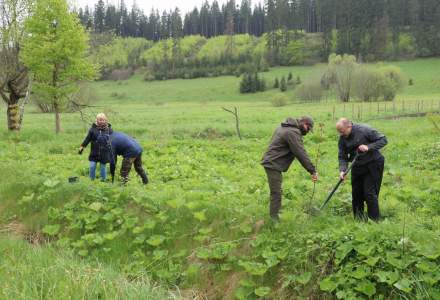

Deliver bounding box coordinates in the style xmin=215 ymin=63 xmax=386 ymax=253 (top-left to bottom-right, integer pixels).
xmin=1 ymin=60 xmax=440 ymax=299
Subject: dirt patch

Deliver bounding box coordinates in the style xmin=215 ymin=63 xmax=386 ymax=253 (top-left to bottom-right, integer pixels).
xmin=0 ymin=220 xmax=27 ymax=236
xmin=222 ymin=272 xmax=246 ymax=300
xmin=253 ymin=219 xmax=265 ymax=237
xmin=0 ymin=220 xmax=45 ymax=245
xmin=179 ymin=289 xmax=209 ymax=300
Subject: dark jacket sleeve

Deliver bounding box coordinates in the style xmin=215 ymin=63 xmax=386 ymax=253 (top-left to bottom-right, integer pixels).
xmin=286 ymin=131 xmax=316 ymax=174
xmin=81 ymin=129 xmax=93 ymax=147
xmin=365 ymin=127 xmax=388 ymax=151
xmin=338 ymin=137 xmax=349 ymax=172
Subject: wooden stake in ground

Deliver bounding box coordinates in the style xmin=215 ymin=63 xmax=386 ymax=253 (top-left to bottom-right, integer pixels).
xmin=222 ymin=106 xmax=242 ymax=140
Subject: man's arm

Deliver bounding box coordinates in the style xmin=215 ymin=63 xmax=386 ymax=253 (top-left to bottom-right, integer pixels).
xmin=286 ymin=131 xmax=316 ymax=174
xmin=365 ymin=126 xmax=388 ymax=151
xmin=338 ymin=138 xmax=349 ymax=173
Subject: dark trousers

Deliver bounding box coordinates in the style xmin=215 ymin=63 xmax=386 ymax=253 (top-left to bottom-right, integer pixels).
xmin=265 ymin=167 xmax=283 ymax=219
xmin=120 ymin=154 xmax=148 ymax=184
xmin=351 ymin=157 xmax=384 ymax=221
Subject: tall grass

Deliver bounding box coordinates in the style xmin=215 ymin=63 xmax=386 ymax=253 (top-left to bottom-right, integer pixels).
xmin=0 ymin=236 xmax=180 ymax=300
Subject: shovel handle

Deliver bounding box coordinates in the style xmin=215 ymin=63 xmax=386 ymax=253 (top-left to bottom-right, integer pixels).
xmin=320 ymin=153 xmax=359 ymax=210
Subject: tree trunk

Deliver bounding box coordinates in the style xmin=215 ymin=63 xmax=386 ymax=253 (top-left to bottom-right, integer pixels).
xmin=54 ymin=102 xmax=61 ymax=134
xmin=1 ymin=69 xmax=30 ymax=131
xmin=7 ymin=103 xmax=20 ymax=131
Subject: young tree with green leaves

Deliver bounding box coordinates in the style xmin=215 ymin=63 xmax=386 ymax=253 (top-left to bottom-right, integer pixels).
xmin=21 ymin=0 xmax=96 ymax=133
xmin=325 ymin=53 xmax=358 ymax=102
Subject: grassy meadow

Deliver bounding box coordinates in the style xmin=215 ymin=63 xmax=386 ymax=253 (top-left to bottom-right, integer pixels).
xmin=1 ymin=58 xmax=440 ymax=299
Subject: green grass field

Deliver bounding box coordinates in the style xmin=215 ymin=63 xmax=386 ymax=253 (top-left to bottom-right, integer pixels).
xmin=91 ymin=57 xmax=440 ymax=105
xmin=0 ymin=235 xmax=180 ymax=299
xmin=1 ymin=58 xmax=440 ymax=299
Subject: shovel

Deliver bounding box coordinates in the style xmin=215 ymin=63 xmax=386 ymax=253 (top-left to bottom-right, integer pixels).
xmin=320 ymin=153 xmax=359 ymax=210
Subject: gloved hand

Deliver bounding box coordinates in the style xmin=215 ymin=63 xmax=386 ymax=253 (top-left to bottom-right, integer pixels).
xmin=78 ymin=146 xmax=84 ymax=155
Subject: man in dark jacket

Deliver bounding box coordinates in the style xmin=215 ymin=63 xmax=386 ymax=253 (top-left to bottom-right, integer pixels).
xmin=261 ymin=117 xmax=318 ymax=220
xmin=337 ymin=118 xmax=387 ymax=221
xmin=109 ymin=131 xmax=148 ymax=185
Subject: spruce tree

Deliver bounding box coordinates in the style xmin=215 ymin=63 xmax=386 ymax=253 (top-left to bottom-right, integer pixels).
xmin=280 ymin=76 xmax=287 ymax=92
xmin=274 ymin=77 xmax=279 ymax=88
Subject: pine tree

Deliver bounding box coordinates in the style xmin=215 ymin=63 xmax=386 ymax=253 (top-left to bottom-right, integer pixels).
xmin=200 ymin=1 xmax=211 ymax=37
xmin=280 ymin=76 xmax=287 ymax=92
xmin=93 ymin=0 xmax=105 ymax=33
xmin=259 ymin=76 xmax=266 ymax=91
xmin=211 ymin=1 xmax=221 ymax=36
xmin=274 ymin=77 xmax=279 ymax=88
xmin=104 ymin=4 xmax=117 ymax=32
xmin=83 ymin=6 xmax=93 ymax=30
xmin=239 ymin=73 xmax=251 ymax=93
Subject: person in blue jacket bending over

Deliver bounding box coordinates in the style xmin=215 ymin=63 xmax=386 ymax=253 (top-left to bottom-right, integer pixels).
xmin=109 ymin=131 xmax=148 ymax=185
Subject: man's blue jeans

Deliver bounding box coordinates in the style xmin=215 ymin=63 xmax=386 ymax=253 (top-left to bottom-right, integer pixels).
xmin=90 ymin=161 xmax=106 ymax=181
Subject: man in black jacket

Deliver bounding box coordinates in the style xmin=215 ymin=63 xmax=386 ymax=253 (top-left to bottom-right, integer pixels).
xmin=337 ymin=118 xmax=387 ymax=221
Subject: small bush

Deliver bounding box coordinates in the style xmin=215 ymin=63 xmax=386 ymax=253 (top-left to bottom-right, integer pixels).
xmin=379 ymin=65 xmax=406 ymax=101
xmin=295 ymin=80 xmax=324 ymax=102
xmin=353 ymin=67 xmax=383 ymax=101
xmin=144 ymin=72 xmax=155 ymax=81
xmin=352 ymin=64 xmax=406 ymax=102
xmin=110 ymin=92 xmax=127 ymax=99
xmin=271 ymin=93 xmax=289 ymax=107
xmin=273 ymin=77 xmax=279 ymax=89
xmin=108 ymin=68 xmax=134 ymax=81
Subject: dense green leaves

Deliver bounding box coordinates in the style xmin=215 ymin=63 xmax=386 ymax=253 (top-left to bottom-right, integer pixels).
xmin=21 ymin=0 xmax=96 ymax=133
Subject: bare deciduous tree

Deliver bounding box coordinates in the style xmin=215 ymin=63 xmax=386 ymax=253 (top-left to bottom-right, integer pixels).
xmin=0 ymin=0 xmax=32 ymax=130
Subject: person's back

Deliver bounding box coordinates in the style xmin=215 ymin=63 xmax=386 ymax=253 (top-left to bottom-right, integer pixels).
xmin=261 ymin=118 xmax=315 ymax=174
xmin=111 ymin=131 xmax=142 ymax=158
xmin=109 ymin=131 xmax=148 ymax=185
